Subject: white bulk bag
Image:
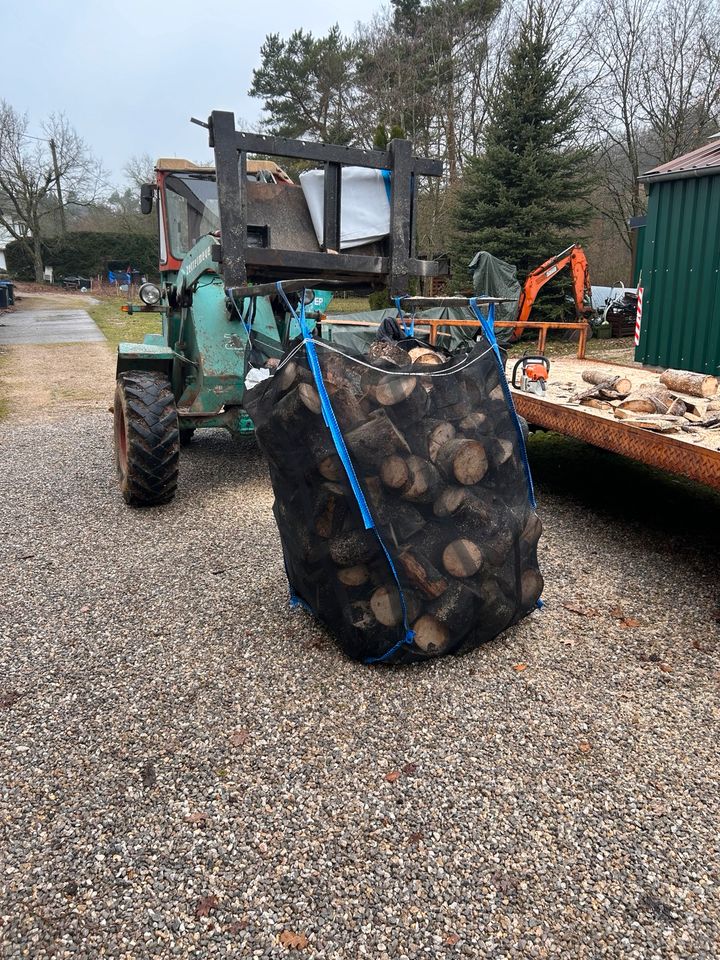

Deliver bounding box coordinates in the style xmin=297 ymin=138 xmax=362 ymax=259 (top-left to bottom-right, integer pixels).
xmin=299 ymin=167 xmax=391 ymax=250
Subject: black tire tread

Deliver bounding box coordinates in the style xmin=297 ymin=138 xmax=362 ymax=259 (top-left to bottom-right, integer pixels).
xmin=115 ymin=371 xmax=180 ymax=506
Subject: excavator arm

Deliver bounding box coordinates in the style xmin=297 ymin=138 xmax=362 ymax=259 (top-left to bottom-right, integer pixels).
xmin=513 ymin=244 xmax=593 ymax=339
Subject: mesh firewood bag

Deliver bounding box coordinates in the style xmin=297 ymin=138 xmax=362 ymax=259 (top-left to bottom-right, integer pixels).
xmin=244 ymin=298 xmax=543 ymax=664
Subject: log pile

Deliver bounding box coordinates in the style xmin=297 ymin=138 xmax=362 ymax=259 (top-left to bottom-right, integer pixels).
xmin=566 ymin=364 xmax=720 ymax=435
xmin=246 ymin=339 xmax=543 ymax=663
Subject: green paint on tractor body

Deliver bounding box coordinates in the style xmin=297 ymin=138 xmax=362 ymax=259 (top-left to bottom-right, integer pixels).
xmin=117 ymin=235 xmax=286 ymax=436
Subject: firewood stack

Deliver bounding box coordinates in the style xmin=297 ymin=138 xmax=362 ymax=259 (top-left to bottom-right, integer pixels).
xmin=569 ymin=367 xmax=720 ymax=433
xmin=245 ymin=338 xmax=543 ymax=663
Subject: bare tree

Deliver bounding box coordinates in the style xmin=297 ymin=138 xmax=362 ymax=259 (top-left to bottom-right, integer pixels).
xmin=123 ymin=153 xmax=156 ymax=189
xmin=640 ymin=0 xmax=720 ymax=164
xmin=0 ymin=101 xmax=106 ymax=281
xmin=584 ymin=0 xmax=720 ymax=255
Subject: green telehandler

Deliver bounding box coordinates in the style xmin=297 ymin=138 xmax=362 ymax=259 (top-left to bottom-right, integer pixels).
xmin=113 ymin=111 xmax=446 ymax=505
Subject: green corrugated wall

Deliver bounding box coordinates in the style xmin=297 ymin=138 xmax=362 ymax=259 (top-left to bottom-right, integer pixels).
xmin=636 ymin=174 xmax=720 ymax=375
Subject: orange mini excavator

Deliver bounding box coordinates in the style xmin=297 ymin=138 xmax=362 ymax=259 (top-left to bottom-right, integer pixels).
xmin=512 ymin=243 xmax=594 ymax=340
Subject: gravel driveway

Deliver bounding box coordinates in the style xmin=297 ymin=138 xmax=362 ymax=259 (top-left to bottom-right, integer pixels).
xmin=1 ymin=414 xmax=718 ymax=959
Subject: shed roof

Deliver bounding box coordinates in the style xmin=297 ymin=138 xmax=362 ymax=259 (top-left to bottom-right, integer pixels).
xmin=639 ymin=135 xmax=720 ymax=183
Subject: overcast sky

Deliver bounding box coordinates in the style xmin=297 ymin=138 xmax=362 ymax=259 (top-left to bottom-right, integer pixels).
xmin=6 ymin=0 xmax=383 ymax=185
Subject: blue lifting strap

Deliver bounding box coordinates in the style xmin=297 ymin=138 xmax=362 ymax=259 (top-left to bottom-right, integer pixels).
xmin=274 ymin=283 xmax=415 ymax=659
xmin=468 ymin=296 xmax=536 ymax=509
xmin=393 ymin=296 xmax=415 ymax=338
xmin=469 ymin=297 xmax=542 ymax=610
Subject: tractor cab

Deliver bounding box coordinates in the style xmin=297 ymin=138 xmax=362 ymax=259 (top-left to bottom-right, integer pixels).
xmin=146 ymin=159 xmax=294 ymax=275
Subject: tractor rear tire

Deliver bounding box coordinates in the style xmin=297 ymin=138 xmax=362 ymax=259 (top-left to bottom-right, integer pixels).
xmin=114 ymin=370 xmax=180 ymax=506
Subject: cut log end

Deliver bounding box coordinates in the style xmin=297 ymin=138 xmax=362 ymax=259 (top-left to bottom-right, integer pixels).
xmin=412 ymin=614 xmax=451 ymax=654
xmin=442 ymin=538 xmax=484 ymax=578
xmin=660 ymin=368 xmax=718 ymax=399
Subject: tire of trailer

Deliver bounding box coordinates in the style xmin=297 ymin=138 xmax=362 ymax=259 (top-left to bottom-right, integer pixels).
xmin=113 ymin=370 xmax=180 ymax=506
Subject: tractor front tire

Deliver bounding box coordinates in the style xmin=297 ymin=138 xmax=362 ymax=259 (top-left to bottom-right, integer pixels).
xmin=114 ymin=371 xmax=180 ymax=506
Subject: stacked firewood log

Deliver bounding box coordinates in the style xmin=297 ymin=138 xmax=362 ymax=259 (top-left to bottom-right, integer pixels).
xmin=246 ymin=338 xmax=543 ymax=664
xmin=570 ymin=367 xmax=720 ymax=433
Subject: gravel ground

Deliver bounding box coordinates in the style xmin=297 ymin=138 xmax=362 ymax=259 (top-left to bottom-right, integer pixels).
xmin=1 ymin=414 xmax=719 ymax=959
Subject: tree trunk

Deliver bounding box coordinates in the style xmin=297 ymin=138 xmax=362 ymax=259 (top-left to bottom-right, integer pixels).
xmin=32 ymin=236 xmax=44 ymax=283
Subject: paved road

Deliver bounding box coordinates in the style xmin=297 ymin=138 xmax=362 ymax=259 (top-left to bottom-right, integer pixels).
xmin=0 ymin=306 xmax=104 ymax=345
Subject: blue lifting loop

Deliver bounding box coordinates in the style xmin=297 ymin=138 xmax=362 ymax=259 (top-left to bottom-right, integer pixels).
xmin=469 ymin=296 xmax=536 ymax=509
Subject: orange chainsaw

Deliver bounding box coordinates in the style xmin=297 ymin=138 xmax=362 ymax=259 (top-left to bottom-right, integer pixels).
xmin=511 ymin=355 xmax=550 ymax=395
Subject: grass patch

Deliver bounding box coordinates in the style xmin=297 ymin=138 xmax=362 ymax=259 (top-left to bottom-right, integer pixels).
xmin=505 ymin=335 xmax=634 ymax=361
xmin=0 ymin=348 xmax=9 ymax=421
xmin=326 ymin=295 xmax=371 ymax=314
xmin=88 ymin=299 xmax=161 ymax=349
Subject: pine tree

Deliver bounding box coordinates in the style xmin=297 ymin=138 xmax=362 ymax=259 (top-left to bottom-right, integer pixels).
xmin=451 ymin=1 xmax=595 ymax=285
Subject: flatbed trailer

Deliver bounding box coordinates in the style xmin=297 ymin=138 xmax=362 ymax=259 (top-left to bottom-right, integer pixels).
xmin=511 ymin=356 xmax=720 ymax=492
xmin=321 ymin=307 xmax=720 ymax=492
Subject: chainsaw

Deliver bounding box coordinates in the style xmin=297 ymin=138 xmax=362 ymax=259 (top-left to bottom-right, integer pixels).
xmin=511 ymin=355 xmax=550 ymax=395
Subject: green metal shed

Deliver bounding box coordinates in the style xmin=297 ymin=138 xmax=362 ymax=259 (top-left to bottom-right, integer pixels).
xmin=636 ymin=136 xmax=720 ymax=375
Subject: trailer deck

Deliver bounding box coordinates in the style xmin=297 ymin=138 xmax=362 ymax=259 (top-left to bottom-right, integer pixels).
xmin=512 ymin=355 xmax=720 ymax=491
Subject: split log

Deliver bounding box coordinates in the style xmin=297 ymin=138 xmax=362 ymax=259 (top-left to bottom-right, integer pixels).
xmin=707 ymin=399 xmax=720 ymax=413
xmin=481 ymin=526 xmax=515 ymax=566
xmin=403 ymin=420 xmax=454 ymax=462
xmin=431 ymin=375 xmax=470 ymax=415
xmin=375 ymin=374 xmax=418 ymax=406
xmin=328 ymin=529 xmax=378 ymax=567
xmin=488 ymin=437 xmax=515 ymax=469
xmin=397 ymin=546 xmax=448 ymax=599
xmin=345 ymin=409 xmax=410 ymax=467
xmin=367 ymin=339 xmax=411 ymax=367
xmin=520 ymin=568 xmax=544 ymax=610
xmin=612 ymin=410 xmax=681 ymax=431
xmin=348 ymin=600 xmax=380 ymax=634
xmin=463 ymin=577 xmax=515 ymax=635
xmin=385 ymin=502 xmax=427 ymax=544
xmin=428 ymin=421 xmax=457 ymax=461
xmin=359 ymin=357 xmax=401 ymax=397
xmin=458 ymin=412 xmax=489 ymax=436
xmin=616 ymin=389 xmax=672 ymax=415
xmin=380 ymin=455 xmax=440 ymax=503
xmin=330 ymin=386 xmax=366 ymax=430
xmin=433 ymin=486 xmax=470 ymax=518
xmin=320 ymin=352 xmax=361 ymax=393
xmin=337 ymin=564 xmax=370 ymax=587
xmin=442 ymin=538 xmax=484 ymax=578
xmin=409 ymin=347 xmax=444 ymax=365
xmin=579 ymin=398 xmax=615 ymax=411
xmin=435 ymin=438 xmax=489 ymax=485
xmin=659 ymin=368 xmax=718 ymax=398
xmin=276 ymin=359 xmax=312 ymax=393
xmin=412 ymin=583 xmax=475 ymax=655
xmin=308 ymin=433 xmax=343 ymax=481
xmin=581 ymin=369 xmax=632 ymax=396
xmin=520 ymin=511 xmax=543 ymax=554
xmin=386 ymin=382 xmax=431 ymax=423
xmin=274 ymin=382 xmax=321 ymax=424
xmin=666 ymin=397 xmax=687 ymax=417
xmin=370 ymin=585 xmax=422 ymax=627
xmin=313 ymin=483 xmax=349 ymax=538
